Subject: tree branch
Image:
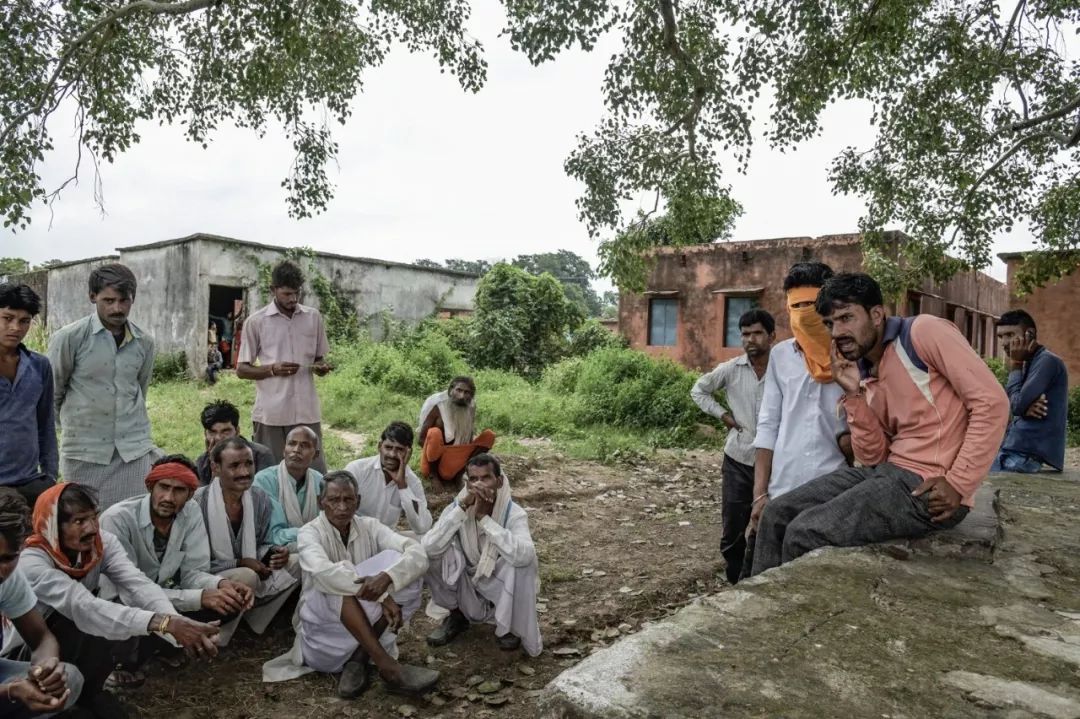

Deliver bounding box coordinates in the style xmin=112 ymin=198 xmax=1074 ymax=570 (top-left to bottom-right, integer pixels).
xmin=1009 ymin=93 xmax=1080 ymax=132
xmin=658 ymin=0 xmax=706 ymax=159
xmin=998 ymin=0 xmax=1027 ymax=55
xmin=0 ymin=0 xmax=215 ymax=149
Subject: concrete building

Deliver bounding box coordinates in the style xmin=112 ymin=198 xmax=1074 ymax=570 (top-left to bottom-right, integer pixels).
xmin=6 ymin=233 xmax=479 ymax=375
xmin=999 ymin=251 xmax=1080 ymax=387
xmin=620 ymin=233 xmax=1008 ymax=371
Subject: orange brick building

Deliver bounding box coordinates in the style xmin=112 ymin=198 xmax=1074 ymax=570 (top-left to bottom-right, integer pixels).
xmin=620 ymin=233 xmax=1007 ymax=371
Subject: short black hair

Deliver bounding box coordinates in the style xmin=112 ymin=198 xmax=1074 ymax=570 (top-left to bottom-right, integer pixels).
xmin=466 ymin=453 xmax=501 ymax=478
xmin=210 ymin=437 xmax=252 ymax=465
xmin=782 ymin=262 xmax=834 ymax=292
xmin=319 ymin=470 xmax=359 ymax=500
xmin=88 ymin=263 xmax=137 ymax=299
xmin=271 ymin=261 xmax=304 ymax=290
xmin=449 ymin=376 xmax=476 ymax=392
xmin=997 ymin=309 xmax=1036 ymax=331
xmin=814 ymin=272 xmax=885 ymax=316
xmin=0 ymin=283 xmax=41 ymax=316
xmin=738 ymin=308 xmax=775 ymax=334
xmin=201 ymin=400 xmax=240 ymax=431
xmin=380 ymin=421 xmax=414 ymax=447
xmin=153 ymin=453 xmax=198 ymax=475
xmin=57 ymin=484 xmax=99 ymax=524
xmin=0 ymin=490 xmax=29 ymax=549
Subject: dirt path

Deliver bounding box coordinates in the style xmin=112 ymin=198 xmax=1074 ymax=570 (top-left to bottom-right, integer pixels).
xmin=328 ymin=426 xmax=368 ymax=455
xmin=124 ymin=450 xmax=731 ymax=719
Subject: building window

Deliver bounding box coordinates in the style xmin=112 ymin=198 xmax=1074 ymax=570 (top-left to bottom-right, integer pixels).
xmin=724 ymin=296 xmax=759 ymax=347
xmin=648 ymin=298 xmax=678 ymax=346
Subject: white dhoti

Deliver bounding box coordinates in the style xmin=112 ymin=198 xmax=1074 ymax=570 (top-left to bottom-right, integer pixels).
xmin=299 ymin=550 xmax=422 ymax=673
xmin=425 ymin=545 xmax=542 ymax=657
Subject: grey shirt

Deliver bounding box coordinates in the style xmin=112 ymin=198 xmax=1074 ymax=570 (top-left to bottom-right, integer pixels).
xmin=691 ymin=354 xmax=766 ymax=466
xmin=101 ymin=495 xmax=222 ymax=612
xmin=192 ymin=485 xmax=277 ymax=573
xmin=48 ymin=313 xmax=156 ymax=464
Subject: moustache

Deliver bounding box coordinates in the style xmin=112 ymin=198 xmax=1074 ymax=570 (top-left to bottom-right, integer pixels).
xmin=79 ymin=533 xmax=96 ymax=543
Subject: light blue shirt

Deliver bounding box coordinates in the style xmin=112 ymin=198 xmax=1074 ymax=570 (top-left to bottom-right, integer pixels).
xmin=100 ymin=495 xmax=222 ymax=612
xmin=48 ymin=313 xmax=155 ymax=464
xmin=252 ymin=465 xmax=324 ymax=550
xmin=0 ymin=568 xmax=38 ymax=620
xmin=754 ymin=339 xmax=848 ymax=498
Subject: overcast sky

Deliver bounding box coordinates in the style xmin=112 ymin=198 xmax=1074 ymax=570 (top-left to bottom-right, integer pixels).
xmin=7 ymin=2 xmax=1035 ymax=284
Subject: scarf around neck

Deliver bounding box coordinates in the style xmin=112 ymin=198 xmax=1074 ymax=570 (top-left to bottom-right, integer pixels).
xmin=25 ymin=484 xmax=103 ymax=579
xmin=276 ymin=461 xmax=320 ymax=528
xmin=453 ymin=475 xmax=513 ymax=580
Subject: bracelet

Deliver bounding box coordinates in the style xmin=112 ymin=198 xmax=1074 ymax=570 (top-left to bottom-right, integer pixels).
xmin=159 ymin=615 xmax=171 ymax=635
xmin=752 ymin=494 xmax=768 ymax=506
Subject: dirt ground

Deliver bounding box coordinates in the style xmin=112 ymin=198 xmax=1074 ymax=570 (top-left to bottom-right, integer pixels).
xmin=122 ymin=450 xmax=731 ymax=719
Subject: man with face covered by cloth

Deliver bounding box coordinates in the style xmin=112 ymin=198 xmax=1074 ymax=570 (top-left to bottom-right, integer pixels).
xmin=744 ymin=263 xmax=853 ymax=575
xmin=418 ymin=377 xmax=496 ymax=492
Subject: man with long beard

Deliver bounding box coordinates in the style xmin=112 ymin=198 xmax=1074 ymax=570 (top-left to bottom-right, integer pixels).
xmin=418 ymin=377 xmax=496 ymax=492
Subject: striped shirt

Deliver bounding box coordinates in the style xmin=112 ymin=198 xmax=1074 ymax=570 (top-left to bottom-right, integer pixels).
xmin=691 ymin=354 xmax=765 ymax=466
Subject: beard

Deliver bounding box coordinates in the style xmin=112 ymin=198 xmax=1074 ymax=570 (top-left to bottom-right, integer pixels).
xmin=444 ymin=400 xmax=472 ymax=426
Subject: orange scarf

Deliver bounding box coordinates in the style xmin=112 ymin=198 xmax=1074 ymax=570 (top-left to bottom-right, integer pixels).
xmin=24 ymin=484 xmax=104 ymax=579
xmin=787 ymin=287 xmax=834 ymax=384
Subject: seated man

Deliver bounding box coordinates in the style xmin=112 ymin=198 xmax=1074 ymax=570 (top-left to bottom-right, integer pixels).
xmin=101 ymin=455 xmax=255 ymax=673
xmin=0 ymin=490 xmax=83 ymax=719
xmin=262 ymin=471 xmax=438 ymax=697
xmin=195 ymin=400 xmax=276 ymax=485
xmin=992 ymin=310 xmax=1068 ymax=473
xmin=11 ymin=484 xmax=219 ymax=718
xmin=194 ymin=438 xmax=300 ymax=636
xmin=422 ymin=454 xmax=541 ymax=656
xmin=345 ymin=422 xmax=432 ymax=535
xmin=750 ymin=273 xmax=1009 ymax=575
xmin=253 ymin=426 xmax=324 ymax=551
xmin=418 ymin=376 xmax=496 ymax=492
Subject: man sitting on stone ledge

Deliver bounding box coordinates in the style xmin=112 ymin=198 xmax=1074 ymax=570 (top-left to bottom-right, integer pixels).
xmin=418 ymin=377 xmax=496 ymax=492
xmin=750 ymin=273 xmax=1009 ymax=575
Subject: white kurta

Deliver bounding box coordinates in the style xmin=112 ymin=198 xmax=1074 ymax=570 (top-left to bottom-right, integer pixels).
xmin=262 ymin=513 xmax=428 ymax=682
xmin=344 ymin=455 xmax=432 ymax=534
xmin=422 ymin=501 xmax=542 ymax=656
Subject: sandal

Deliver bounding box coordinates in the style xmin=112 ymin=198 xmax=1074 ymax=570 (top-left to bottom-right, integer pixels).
xmin=104 ymin=668 xmax=146 ymax=690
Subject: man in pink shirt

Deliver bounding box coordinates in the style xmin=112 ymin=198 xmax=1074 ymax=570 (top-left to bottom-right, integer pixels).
xmin=236 ymin=261 xmax=332 ymax=474
xmin=750 ymin=273 xmax=1008 ymax=575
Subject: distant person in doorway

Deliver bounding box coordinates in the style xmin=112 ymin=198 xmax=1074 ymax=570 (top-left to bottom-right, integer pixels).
xmin=206 ymin=344 xmax=223 ymax=385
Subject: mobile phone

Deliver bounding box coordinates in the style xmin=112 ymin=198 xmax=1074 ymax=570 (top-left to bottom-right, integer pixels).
xmin=260 ymin=546 xmax=279 ymax=564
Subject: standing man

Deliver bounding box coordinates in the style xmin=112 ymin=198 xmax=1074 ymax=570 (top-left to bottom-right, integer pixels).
xmin=236 ymin=260 xmax=331 ymax=474
xmin=418 ymin=376 xmax=497 ymax=492
xmin=747 ymin=263 xmax=852 ymax=547
xmin=750 ymin=273 xmax=1009 ymax=575
xmin=992 ymin=310 xmax=1068 ymax=473
xmin=690 ymin=309 xmax=774 ymax=584
xmin=345 ymin=422 xmax=432 ymax=535
xmin=0 ymin=490 xmax=83 ymax=719
xmin=48 ymin=264 xmax=159 ymax=509
xmin=0 ymin=283 xmax=58 ymax=508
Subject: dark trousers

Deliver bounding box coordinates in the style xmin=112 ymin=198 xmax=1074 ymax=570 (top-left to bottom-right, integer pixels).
xmin=750 ymin=462 xmax=970 ymax=576
xmin=720 ymin=454 xmax=755 ymax=584
xmin=22 ymin=612 xmax=118 ymax=708
xmin=9 ymin=474 xmax=56 ymax=512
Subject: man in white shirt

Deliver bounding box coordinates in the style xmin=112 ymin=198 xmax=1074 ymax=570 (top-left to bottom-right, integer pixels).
xmin=14 ymin=484 xmax=219 ymax=718
xmin=691 ymin=308 xmax=774 ymax=583
xmin=746 ymin=263 xmax=852 ymax=575
xmin=345 ymin=422 xmax=432 ymax=535
xmin=422 ymin=454 xmax=541 ymax=656
xmin=0 ymin=490 xmax=82 ymax=719
xmin=261 ymin=471 xmax=438 ymax=698
xmin=101 ymin=455 xmax=255 ymax=679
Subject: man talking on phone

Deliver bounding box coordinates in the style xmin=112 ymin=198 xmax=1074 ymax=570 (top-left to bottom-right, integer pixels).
xmin=992 ymin=310 xmax=1068 ymax=474
xmin=237 ymin=260 xmax=332 ymax=473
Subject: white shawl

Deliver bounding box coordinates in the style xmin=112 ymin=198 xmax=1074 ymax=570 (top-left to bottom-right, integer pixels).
xmin=419 ymin=390 xmax=475 ymax=444
xmin=453 ymin=476 xmax=513 ymax=580
xmin=276 ymin=461 xmax=320 ymax=528
xmin=206 ymin=478 xmax=296 ymax=598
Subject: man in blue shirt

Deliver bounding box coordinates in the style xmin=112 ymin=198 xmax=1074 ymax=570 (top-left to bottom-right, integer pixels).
xmin=0 ymin=283 xmax=57 ymax=509
xmin=993 ymin=310 xmax=1068 ymax=473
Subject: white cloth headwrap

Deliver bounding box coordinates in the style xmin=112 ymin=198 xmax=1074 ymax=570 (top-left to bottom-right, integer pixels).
xmin=276 ymin=461 xmax=320 ymax=528
xmin=206 ymin=478 xmax=296 ymax=598
xmin=453 ymin=475 xmax=513 ymax=580
xmin=418 ymin=390 xmax=475 ymax=444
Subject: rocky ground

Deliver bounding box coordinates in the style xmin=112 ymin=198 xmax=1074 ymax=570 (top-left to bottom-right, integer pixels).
xmin=121 ymin=449 xmax=734 ymax=719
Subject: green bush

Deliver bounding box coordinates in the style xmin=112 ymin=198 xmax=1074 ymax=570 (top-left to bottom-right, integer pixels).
xmin=153 ymin=351 xmax=188 ymax=383
xmin=1069 ymin=385 xmax=1080 ymax=446
xmin=985 ymin=357 xmax=1008 ymax=387
xmin=568 ymin=319 xmax=626 ymax=357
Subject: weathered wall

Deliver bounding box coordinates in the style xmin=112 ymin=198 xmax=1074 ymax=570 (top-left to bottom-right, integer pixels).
xmin=120 ymin=243 xmax=202 ymax=371
xmin=44 ymin=256 xmax=120 ymax=332
xmin=1004 ymin=256 xmax=1080 ymax=387
xmin=620 ymin=235 xmax=1007 ymax=372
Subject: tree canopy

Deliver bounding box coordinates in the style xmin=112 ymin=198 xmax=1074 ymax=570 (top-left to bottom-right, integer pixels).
xmin=5 ymin=1 xmax=1080 ymax=292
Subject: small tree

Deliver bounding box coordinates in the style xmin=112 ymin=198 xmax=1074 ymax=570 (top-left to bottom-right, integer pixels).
xmin=467 ymin=263 xmax=583 ymax=376
xmin=0 ymin=258 xmax=29 ymax=275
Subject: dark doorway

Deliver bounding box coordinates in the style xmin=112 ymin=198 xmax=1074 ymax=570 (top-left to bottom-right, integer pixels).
xmin=208 ymin=285 xmax=244 ymax=368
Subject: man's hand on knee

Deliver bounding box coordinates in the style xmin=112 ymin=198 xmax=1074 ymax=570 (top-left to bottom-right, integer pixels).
xmin=911 ymin=476 xmax=962 ymax=522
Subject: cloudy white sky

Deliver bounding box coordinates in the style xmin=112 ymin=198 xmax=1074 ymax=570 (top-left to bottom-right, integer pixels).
xmin=6 ymin=1 xmax=1036 ymax=283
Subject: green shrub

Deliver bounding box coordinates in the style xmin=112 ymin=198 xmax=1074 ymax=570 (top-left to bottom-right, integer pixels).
xmin=985 ymin=357 xmax=1008 ymax=387
xmin=542 ymin=356 xmax=585 ymax=395
xmin=153 ymin=351 xmax=188 ymax=383
xmin=568 ymin=319 xmax=626 ymax=357
xmin=1069 ymin=385 xmax=1080 ymax=446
